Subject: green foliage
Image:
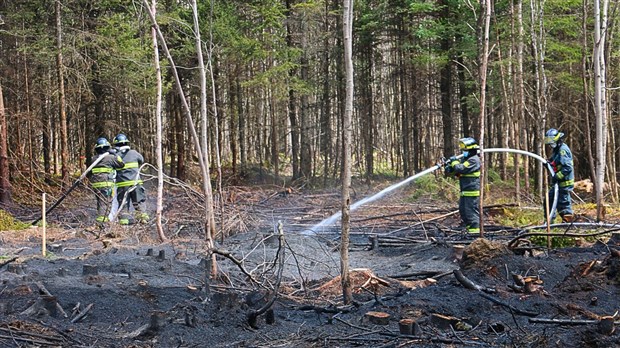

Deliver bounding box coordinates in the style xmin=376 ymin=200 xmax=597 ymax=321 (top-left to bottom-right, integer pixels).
xmin=495 ymin=207 xmax=541 ymax=227
xmin=0 ymin=210 xmax=30 ymax=231
xmin=530 ymin=235 xmax=577 ymax=248
xmin=407 ymin=175 xmax=459 ymax=202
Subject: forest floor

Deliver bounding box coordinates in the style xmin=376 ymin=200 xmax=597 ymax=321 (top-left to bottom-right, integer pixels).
xmin=1 ymin=173 xmax=620 ymax=348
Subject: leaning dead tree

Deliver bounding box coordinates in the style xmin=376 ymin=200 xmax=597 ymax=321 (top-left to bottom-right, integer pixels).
xmin=142 ymin=0 xmax=217 ymax=273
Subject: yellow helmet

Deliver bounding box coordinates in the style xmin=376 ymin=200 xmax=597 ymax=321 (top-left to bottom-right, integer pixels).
xmin=459 ymin=137 xmax=479 ymax=150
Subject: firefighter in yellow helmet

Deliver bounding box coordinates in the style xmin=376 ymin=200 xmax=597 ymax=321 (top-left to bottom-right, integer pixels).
xmin=445 ymin=137 xmax=481 ymax=234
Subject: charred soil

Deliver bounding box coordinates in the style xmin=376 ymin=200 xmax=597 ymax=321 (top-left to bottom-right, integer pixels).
xmin=1 ymin=181 xmax=620 ymax=347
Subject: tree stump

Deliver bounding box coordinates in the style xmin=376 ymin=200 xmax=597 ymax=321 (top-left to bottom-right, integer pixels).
xmin=7 ymin=263 xmax=24 ymax=274
xmin=450 ymin=245 xmax=465 ymax=262
xmin=430 ymin=313 xmax=459 ymax=330
xmin=146 ymin=248 xmax=154 ymax=256
xmin=609 ymin=232 xmax=620 ymax=246
xmin=398 ymin=318 xmax=414 ymax=335
xmin=157 ymin=250 xmax=166 ymax=261
xmin=364 ymin=311 xmax=390 ymax=325
xmin=369 ymin=235 xmax=379 ymax=251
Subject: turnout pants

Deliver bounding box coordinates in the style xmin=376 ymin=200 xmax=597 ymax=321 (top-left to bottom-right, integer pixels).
xmin=116 ymin=185 xmax=147 ymax=224
xmin=545 ymin=186 xmax=574 ymax=222
xmin=94 ymin=187 xmax=113 ymax=222
xmin=459 ymin=196 xmax=480 ymax=233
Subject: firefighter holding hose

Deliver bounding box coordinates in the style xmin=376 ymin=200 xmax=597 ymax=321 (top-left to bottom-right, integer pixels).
xmin=444 ymin=137 xmax=481 ymax=234
xmin=544 ymin=128 xmax=574 ymax=223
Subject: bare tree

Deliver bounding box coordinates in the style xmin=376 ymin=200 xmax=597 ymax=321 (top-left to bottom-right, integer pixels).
xmin=594 ymin=0 xmax=610 ymax=220
xmin=340 ymin=0 xmax=354 ymax=305
xmin=0 ymin=80 xmax=10 ymax=204
xmin=143 ymin=0 xmax=217 ymax=273
xmin=151 ymin=0 xmax=167 ymax=242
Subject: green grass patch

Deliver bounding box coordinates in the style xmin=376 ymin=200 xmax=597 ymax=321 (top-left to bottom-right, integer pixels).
xmin=0 ymin=209 xmax=30 ymax=231
xmin=530 ymin=235 xmax=577 ymax=248
xmin=407 ymin=175 xmax=459 ymax=202
xmin=495 ymin=207 xmax=542 ymax=227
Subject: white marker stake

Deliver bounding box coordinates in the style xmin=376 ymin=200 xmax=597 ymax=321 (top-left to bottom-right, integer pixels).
xmin=42 ymin=193 xmax=46 ymax=256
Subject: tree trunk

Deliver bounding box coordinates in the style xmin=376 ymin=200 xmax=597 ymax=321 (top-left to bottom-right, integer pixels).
xmin=144 ymin=0 xmax=216 ymax=273
xmin=341 ymin=0 xmax=354 ymax=305
xmin=477 ymin=0 xmax=492 ymax=237
xmin=190 ymin=0 xmax=217 ymax=271
xmin=594 ymin=0 xmax=609 ymax=220
xmin=320 ymin=1 xmax=332 ymax=185
xmin=55 ymin=0 xmax=69 ymax=185
xmin=151 ymin=0 xmax=167 ymax=242
xmin=440 ymin=0 xmax=454 ymax=156
xmin=0 ymin=81 xmax=10 ymax=204
xmin=300 ymin=15 xmax=312 ymax=180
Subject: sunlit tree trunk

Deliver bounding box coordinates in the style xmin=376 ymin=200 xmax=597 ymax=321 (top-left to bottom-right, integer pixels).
xmin=0 ymin=81 xmax=10 ymax=204
xmin=151 ymin=0 xmax=167 ymax=242
xmin=594 ymin=0 xmax=609 ymax=220
xmin=190 ymin=0 xmax=217 ymax=272
xmin=341 ymin=0 xmax=353 ymax=305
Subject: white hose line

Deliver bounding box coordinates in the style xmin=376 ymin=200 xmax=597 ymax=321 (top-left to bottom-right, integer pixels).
xmin=483 ymin=148 xmax=559 ymax=226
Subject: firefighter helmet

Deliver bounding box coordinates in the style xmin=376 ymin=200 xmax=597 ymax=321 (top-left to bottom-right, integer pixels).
xmin=95 ymin=137 xmax=110 ymax=154
xmin=113 ymin=133 xmax=129 ymax=146
xmin=458 ymin=137 xmax=479 ymax=150
xmin=544 ymin=128 xmax=564 ymax=147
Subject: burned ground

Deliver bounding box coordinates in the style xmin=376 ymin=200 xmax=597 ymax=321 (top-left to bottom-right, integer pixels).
xmin=1 ymin=181 xmax=620 ymax=348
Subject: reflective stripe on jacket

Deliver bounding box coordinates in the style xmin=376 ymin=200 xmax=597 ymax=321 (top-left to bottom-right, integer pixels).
xmin=116 ymin=147 xmax=144 ymax=187
xmin=549 ymin=142 xmax=574 ymax=188
xmin=89 ymin=153 xmax=124 ymax=188
xmin=449 ymin=154 xmax=481 ymax=195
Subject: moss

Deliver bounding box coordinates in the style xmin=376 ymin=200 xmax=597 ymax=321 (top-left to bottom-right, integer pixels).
xmin=0 ymin=209 xmax=30 ymax=231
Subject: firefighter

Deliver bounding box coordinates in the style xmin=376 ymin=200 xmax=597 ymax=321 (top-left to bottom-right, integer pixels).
xmin=89 ymin=137 xmax=124 ymax=223
xmin=445 ymin=137 xmax=481 ymax=234
xmin=113 ymin=133 xmax=149 ymax=224
xmin=544 ymin=128 xmax=574 ymax=223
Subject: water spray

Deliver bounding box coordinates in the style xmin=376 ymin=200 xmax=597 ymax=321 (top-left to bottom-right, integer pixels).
xmin=304 ymin=148 xmax=558 ymax=235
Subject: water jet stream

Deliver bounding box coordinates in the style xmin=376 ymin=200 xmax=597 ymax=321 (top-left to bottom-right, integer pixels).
xmin=303 ymin=148 xmax=557 ymax=235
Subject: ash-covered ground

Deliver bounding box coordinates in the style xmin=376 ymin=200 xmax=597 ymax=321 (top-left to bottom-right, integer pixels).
xmin=1 ymin=182 xmax=619 ymax=347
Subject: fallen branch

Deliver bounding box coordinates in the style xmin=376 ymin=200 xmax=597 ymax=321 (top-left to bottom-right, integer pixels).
xmin=247 ymin=221 xmax=285 ymax=329
xmin=453 ymin=269 xmax=495 ymax=293
xmin=529 ymin=317 xmax=620 ymax=325
xmin=479 ymin=292 xmax=539 ymax=317
xmin=70 ymin=303 xmax=94 ymax=323
xmin=210 ymin=249 xmax=261 ymax=286
xmin=0 ymin=257 xmax=18 ymax=269
xmin=508 ymin=228 xmax=620 ymax=249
